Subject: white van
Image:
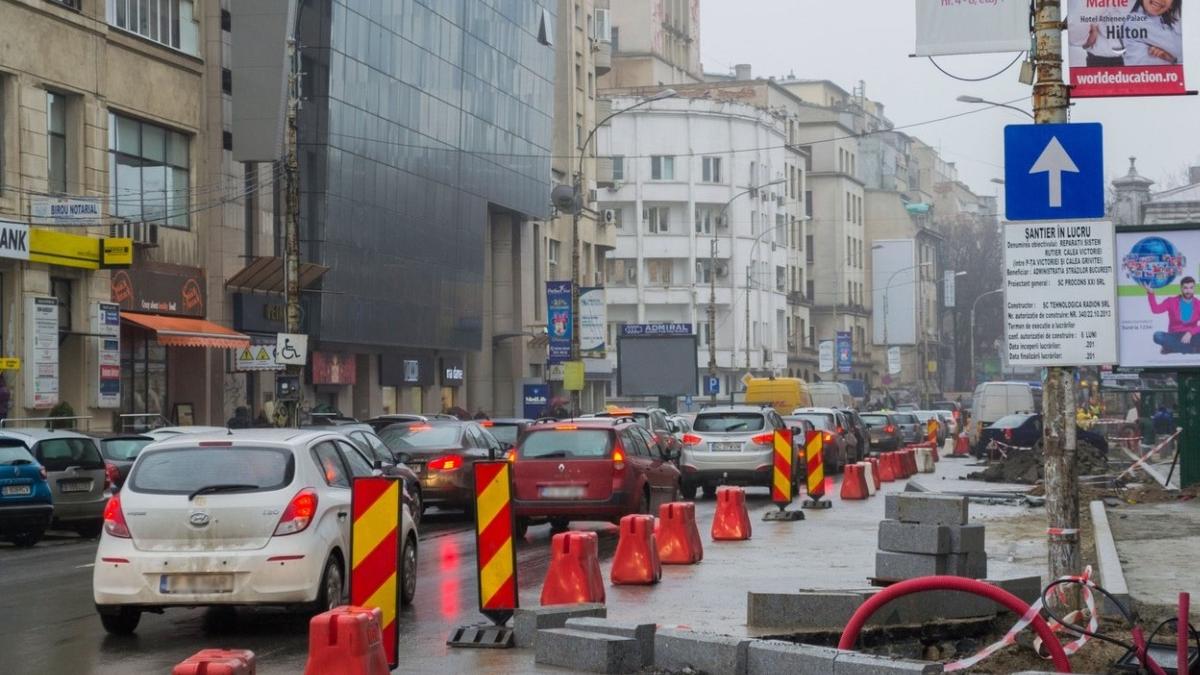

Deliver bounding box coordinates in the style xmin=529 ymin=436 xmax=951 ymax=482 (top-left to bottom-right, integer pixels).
xmin=808 ymin=382 xmax=855 ymax=409
xmin=970 ymin=382 xmax=1037 ymax=445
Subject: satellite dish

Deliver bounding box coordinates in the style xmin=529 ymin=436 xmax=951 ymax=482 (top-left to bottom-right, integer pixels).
xmin=551 ymin=184 xmax=580 ymax=213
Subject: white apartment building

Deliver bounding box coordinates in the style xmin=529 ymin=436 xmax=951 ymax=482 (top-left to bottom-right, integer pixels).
xmin=599 ymin=96 xmax=795 ymax=398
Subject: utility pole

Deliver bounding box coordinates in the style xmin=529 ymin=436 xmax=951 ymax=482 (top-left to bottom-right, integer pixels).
xmin=708 ymin=236 xmax=718 ymax=405
xmin=1032 ymin=0 xmax=1079 ymax=597
xmin=283 ymin=32 xmax=302 ymax=428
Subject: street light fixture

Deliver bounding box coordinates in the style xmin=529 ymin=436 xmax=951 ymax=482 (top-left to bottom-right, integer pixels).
xmin=566 ymin=88 xmax=677 ymax=413
xmin=970 ymin=288 xmax=1005 ymax=387
xmin=955 ymin=95 xmax=1035 ymax=120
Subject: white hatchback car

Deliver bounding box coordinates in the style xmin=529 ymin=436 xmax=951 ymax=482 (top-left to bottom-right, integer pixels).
xmin=92 ymin=429 xmax=418 ymax=635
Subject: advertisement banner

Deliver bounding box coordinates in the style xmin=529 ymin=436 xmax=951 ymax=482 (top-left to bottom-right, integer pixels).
xmin=312 ymin=351 xmax=356 ymax=385
xmin=888 ymin=346 xmax=903 ymax=375
xmin=1068 ymin=0 xmax=1186 ymax=98
xmin=836 ymin=331 xmax=853 ymax=374
xmin=915 ymin=0 xmax=1030 ymax=56
xmin=24 ymin=297 xmax=58 ymax=409
xmin=546 ymin=281 xmax=573 ymax=364
xmin=111 ymin=262 xmax=207 ymax=317
xmin=1116 ymin=229 xmax=1200 ymax=368
xmin=818 ymin=340 xmax=834 ymax=373
xmin=579 ymin=287 xmax=607 ymax=359
xmin=523 ymin=384 xmax=549 ymax=419
xmin=92 ymin=302 xmax=121 ymax=408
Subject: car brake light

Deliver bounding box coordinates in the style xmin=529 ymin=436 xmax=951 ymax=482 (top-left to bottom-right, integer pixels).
xmin=103 ymin=494 xmax=130 ymax=538
xmin=410 ymin=425 xmax=432 ymax=432
xmin=751 ymin=432 xmax=775 ymax=446
xmin=837 ymin=426 xmax=845 ymax=434
xmin=104 ymin=462 xmax=120 ymax=490
xmin=556 ymin=424 xmax=578 ymax=431
xmin=428 ymin=456 xmax=463 ymax=471
xmin=823 ymin=432 xmax=835 ymax=444
xmin=953 ymin=410 xmax=961 ymax=419
xmin=505 ymin=449 xmax=516 ymax=463
xmin=199 ymin=441 xmax=233 ymax=447
xmin=681 ymin=433 xmax=703 ymax=446
xmin=480 ymin=420 xmax=494 ymax=427
xmin=1004 ymin=429 xmax=1013 ymax=441
xmin=274 ymin=489 xmax=318 ymax=536
xmin=612 ymin=448 xmax=626 ymax=471
xmin=885 ymin=425 xmax=895 ymax=434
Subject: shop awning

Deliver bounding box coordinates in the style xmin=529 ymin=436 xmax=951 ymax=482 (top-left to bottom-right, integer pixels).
xmin=121 ymin=313 xmax=252 ymax=350
xmin=224 ymin=256 xmax=329 ymax=294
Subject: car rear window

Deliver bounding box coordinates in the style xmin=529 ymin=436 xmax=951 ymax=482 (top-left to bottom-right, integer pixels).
xmin=693 ymin=413 xmax=766 ymax=432
xmin=101 ymin=438 xmax=153 ymax=461
xmin=487 ymin=424 xmax=520 ymax=445
xmin=932 ymin=402 xmax=957 ymax=411
xmin=0 ymin=443 xmax=35 ymax=465
xmin=36 ymin=438 xmax=105 ymax=471
xmin=129 ymin=447 xmax=294 ymax=495
xmin=860 ymin=414 xmax=890 ymax=427
xmin=892 ymin=414 xmax=918 ymax=424
xmin=991 ymin=414 xmax=1033 ymax=429
xmin=790 ymin=413 xmax=834 ymax=430
xmin=379 ymin=425 xmax=461 ymax=449
xmin=519 ymin=430 xmax=611 ymax=459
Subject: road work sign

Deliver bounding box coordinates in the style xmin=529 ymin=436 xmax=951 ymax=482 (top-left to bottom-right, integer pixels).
xmin=1004 ymin=220 xmax=1117 ymax=367
xmin=1004 ymin=123 xmax=1104 ymax=221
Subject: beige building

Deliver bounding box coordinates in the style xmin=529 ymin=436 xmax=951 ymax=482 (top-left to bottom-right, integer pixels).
xmin=600 ymin=0 xmax=702 ymax=89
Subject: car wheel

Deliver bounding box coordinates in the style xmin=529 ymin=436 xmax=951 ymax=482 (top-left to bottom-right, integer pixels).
xmin=549 ymin=518 xmax=570 ymax=533
xmin=76 ymin=520 xmax=104 ymax=539
xmin=312 ymin=556 xmax=345 ymax=615
xmin=638 ymin=488 xmax=651 ymax=515
xmin=410 ymin=488 xmax=423 ymax=529
xmin=399 ymin=535 xmax=417 ymax=607
xmin=702 ymin=485 xmax=717 ymax=499
xmin=8 ymin=530 xmax=43 ymax=547
xmin=515 ymin=517 xmax=529 ymax=540
xmin=681 ymin=482 xmax=699 ymax=501
xmin=98 ymin=607 xmax=141 ymax=635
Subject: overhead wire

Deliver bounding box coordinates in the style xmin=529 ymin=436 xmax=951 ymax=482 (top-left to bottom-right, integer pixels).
xmin=927 ymin=52 xmax=1026 ymax=82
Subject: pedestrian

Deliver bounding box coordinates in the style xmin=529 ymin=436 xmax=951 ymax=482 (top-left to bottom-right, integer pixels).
xmin=227 ymin=406 xmax=253 ymax=429
xmin=473 ymin=409 xmax=489 ymax=420
xmin=253 ymin=410 xmax=271 ymax=428
xmin=1139 ymin=409 xmax=1158 ymax=458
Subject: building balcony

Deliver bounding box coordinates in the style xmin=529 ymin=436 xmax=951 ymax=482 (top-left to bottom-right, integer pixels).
xmin=594 ymin=41 xmax=612 ymax=77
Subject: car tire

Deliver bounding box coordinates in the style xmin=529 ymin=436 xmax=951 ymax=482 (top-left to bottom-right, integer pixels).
xmin=702 ymin=485 xmax=717 ymax=499
xmin=98 ymin=607 xmax=141 ymax=636
xmin=312 ymin=555 xmax=345 ymax=615
xmin=549 ymin=518 xmax=570 ymax=533
xmin=76 ymin=520 xmax=103 ymax=539
xmin=681 ymin=482 xmax=698 ymax=501
xmin=8 ymin=530 xmax=44 ymax=547
xmin=638 ymin=488 xmax=651 ymax=515
xmin=515 ymin=517 xmax=529 ymax=540
xmin=399 ymin=534 xmax=417 ymax=607
xmin=410 ymin=488 xmax=423 ymax=529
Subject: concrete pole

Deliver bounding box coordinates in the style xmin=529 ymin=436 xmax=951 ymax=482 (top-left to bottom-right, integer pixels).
xmin=284 ymin=33 xmax=302 ymax=428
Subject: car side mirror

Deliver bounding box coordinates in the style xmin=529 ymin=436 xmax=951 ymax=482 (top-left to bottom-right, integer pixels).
xmin=372 ymin=459 xmax=384 ymax=471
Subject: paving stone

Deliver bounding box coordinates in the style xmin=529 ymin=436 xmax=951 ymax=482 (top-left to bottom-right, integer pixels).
xmin=656 ymin=628 xmax=750 ymax=675
xmin=875 ymin=550 xmax=949 ymax=579
xmin=946 ymin=524 xmax=986 ymax=553
xmin=878 ymin=520 xmax=951 ymax=555
xmin=892 ymin=494 xmax=968 ymax=526
xmin=947 ymin=551 xmax=988 ymax=579
xmin=513 ymin=604 xmax=606 ymax=648
xmin=834 ymin=649 xmax=944 ymax=674
xmin=860 ymin=589 xmax=997 ymax=625
xmin=535 ymin=628 xmax=640 ymax=674
xmin=565 ymin=617 xmax=656 ymax=666
xmin=747 ymin=591 xmax=864 ymax=628
xmin=885 ymin=494 xmax=900 ymax=520
xmin=747 ymin=640 xmax=840 ymax=674
xmin=985 ymin=576 xmax=1044 ymax=606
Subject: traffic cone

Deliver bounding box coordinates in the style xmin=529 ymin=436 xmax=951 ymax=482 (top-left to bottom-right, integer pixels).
xmin=174 ymin=650 xmax=256 ymax=675
xmin=954 ymin=433 xmax=970 ymax=456
xmin=859 ymin=462 xmax=877 ymax=496
xmin=878 ymin=453 xmax=896 ymax=482
xmin=915 ymin=447 xmax=936 ymax=473
xmin=541 ymin=531 xmax=606 ymax=605
xmin=866 ymin=457 xmax=882 ymax=491
xmin=839 ymin=463 xmax=870 ymax=500
xmin=611 ymin=514 xmax=661 ymax=585
xmin=711 ymin=486 xmax=752 ymax=541
xmin=303 ymin=606 xmax=389 ymax=675
xmin=657 ymin=502 xmax=703 ymax=564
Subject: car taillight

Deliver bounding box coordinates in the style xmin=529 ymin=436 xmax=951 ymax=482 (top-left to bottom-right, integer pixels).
xmin=885 ymin=425 xmax=895 ymax=434
xmin=505 ymin=449 xmax=516 ymax=463
xmin=751 ymin=432 xmax=775 ymax=446
xmin=103 ymin=494 xmax=130 ymax=538
xmin=953 ymin=410 xmax=961 ymax=419
xmin=104 ymin=462 xmax=120 ymax=490
xmin=274 ymin=489 xmax=318 ymax=536
xmin=681 ymin=433 xmax=703 ymax=446
xmin=1004 ymin=429 xmax=1013 ymax=441
xmin=823 ymin=432 xmax=835 ymax=444
xmin=612 ymin=448 xmax=626 ymax=471
xmin=428 ymin=456 xmax=463 ymax=471
xmin=837 ymin=426 xmax=845 ymax=434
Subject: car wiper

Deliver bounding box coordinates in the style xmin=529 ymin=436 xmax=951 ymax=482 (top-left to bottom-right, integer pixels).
xmin=1 ymin=459 xmax=32 ymax=466
xmin=188 ymin=483 xmax=260 ymax=501
xmin=533 ymin=451 xmax=569 ymax=458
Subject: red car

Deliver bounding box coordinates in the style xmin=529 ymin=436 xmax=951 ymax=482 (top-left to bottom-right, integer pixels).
xmin=512 ymin=418 xmax=682 ymax=537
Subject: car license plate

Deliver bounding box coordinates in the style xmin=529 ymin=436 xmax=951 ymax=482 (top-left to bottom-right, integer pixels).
xmin=540 ymin=486 xmax=586 ymax=499
xmin=409 ymin=462 xmax=425 ymax=474
xmin=160 ymin=573 xmax=235 ymax=594
xmin=2 ymin=485 xmax=31 ymax=496
xmin=59 ymin=480 xmax=93 ymax=493
xmin=711 ymin=442 xmax=742 ymax=452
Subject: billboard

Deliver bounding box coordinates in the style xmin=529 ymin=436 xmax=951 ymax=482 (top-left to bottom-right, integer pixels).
xmin=616 ymin=334 xmax=698 ymax=397
xmin=579 ymin=287 xmax=606 ymax=359
xmin=837 ymin=331 xmax=852 ymax=374
xmin=546 ymin=281 xmax=572 ymax=364
xmin=914 ymin=0 xmax=1030 ymax=56
xmin=312 ymin=352 xmax=357 ymax=385
xmin=872 ymin=239 xmax=917 ymax=346
xmin=1068 ymin=0 xmax=1186 ymax=98
xmin=1116 ymin=228 xmax=1200 ymax=368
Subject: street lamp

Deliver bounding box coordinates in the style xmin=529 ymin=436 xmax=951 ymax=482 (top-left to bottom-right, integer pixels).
xmin=955 ymin=95 xmax=1035 ymax=120
xmin=567 ymin=88 xmax=677 ymax=413
xmin=970 ymin=288 xmax=1004 ymax=387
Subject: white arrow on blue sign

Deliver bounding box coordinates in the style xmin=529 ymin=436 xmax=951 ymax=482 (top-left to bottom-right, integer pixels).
xmin=1004 ymin=123 xmax=1104 ymax=221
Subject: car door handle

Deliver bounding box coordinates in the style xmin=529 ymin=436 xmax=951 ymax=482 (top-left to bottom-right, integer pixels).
xmin=337 ymin=512 xmax=348 ymax=521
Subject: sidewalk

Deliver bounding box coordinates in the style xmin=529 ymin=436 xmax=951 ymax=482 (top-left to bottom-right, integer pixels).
xmin=1105 ymin=498 xmax=1200 ymax=621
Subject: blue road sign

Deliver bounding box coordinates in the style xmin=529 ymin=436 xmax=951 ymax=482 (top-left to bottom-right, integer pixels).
xmin=703 ymin=375 xmax=720 ymax=396
xmin=1004 ymin=123 xmax=1104 ymax=222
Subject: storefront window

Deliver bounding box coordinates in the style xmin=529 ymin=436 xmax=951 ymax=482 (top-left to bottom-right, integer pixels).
xmin=121 ymin=325 xmax=167 ymax=418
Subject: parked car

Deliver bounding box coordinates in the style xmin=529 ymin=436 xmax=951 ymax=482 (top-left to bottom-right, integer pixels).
xmin=970 ymin=382 xmax=1038 ymax=447
xmin=859 ymin=412 xmax=902 ymax=452
xmin=0 ymin=441 xmax=54 ymax=547
xmin=808 ymin=382 xmax=855 ymax=409
xmin=376 ymin=420 xmax=502 ymax=513
xmin=788 ymin=408 xmax=854 ymax=471
xmin=594 ymin=407 xmax=678 ymax=455
xmin=93 ymin=429 xmax=418 ymax=635
xmin=931 ymin=400 xmax=964 ymax=435
xmin=979 ymin=413 xmax=1108 ymax=458
xmin=0 ymin=429 xmax=110 ymax=538
xmin=912 ymin=411 xmax=947 ymax=445
xmin=365 ymin=414 xmax=430 ymax=433
xmin=511 ymin=418 xmax=682 ymax=536
xmin=481 ymin=419 xmax=533 ymax=448
xmin=836 ymin=408 xmax=871 ymax=462
xmin=889 ymin=412 xmax=923 ymax=445
xmin=94 ymin=434 xmax=155 ymax=490
xmin=305 ymin=426 xmax=424 ymax=526
xmin=142 ymin=426 xmax=230 ymax=441
xmin=744 ymin=377 xmax=813 ymax=414
xmin=678 ymin=406 xmax=799 ymax=499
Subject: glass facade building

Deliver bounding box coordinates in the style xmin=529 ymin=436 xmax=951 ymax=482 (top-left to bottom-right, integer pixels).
xmin=298 ymin=0 xmax=555 ymax=352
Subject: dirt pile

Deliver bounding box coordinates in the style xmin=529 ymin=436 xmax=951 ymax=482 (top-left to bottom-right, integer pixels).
xmin=967 ymin=441 xmax=1109 ymax=484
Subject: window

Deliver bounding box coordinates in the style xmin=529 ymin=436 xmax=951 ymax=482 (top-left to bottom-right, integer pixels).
xmin=222 ymin=68 xmax=232 ymax=95
xmin=805 ymin=235 xmax=814 ymax=264
xmin=804 ymin=190 xmax=813 ymax=218
xmin=646 ymin=259 xmax=673 ymax=285
xmin=548 ymin=238 xmax=561 ymax=268
xmin=588 ymin=72 xmax=594 ymax=98
xmin=702 ymin=322 xmax=713 ymax=346
xmin=594 ymin=8 xmax=611 ymax=41
xmin=644 ymin=206 xmax=669 ymax=233
xmin=696 ymin=259 xmax=712 ymax=284
xmin=51 ymin=277 xmax=72 ymax=333
xmin=49 ymin=0 xmax=82 ymax=9
xmin=109 ymin=113 xmax=190 ymax=228
xmin=108 ymin=0 xmax=199 ymax=55
xmin=846 ymin=237 xmax=852 ymax=265
xmin=695 ymin=207 xmax=721 ymax=234
xmin=47 ymin=91 xmax=68 ymax=194
xmin=702 ymin=156 xmax=722 ymax=183
xmin=575 ymin=113 xmax=583 ymax=149
xmin=611 ymin=26 xmax=619 ymax=51
xmin=651 ymin=155 xmax=674 ymax=180
xmin=776 ymin=266 xmax=786 ymax=292
xmin=607 ymin=258 xmax=637 ymax=286
xmin=611 ymin=155 xmax=624 ymax=181
xmin=312 ymin=442 xmax=351 ymax=489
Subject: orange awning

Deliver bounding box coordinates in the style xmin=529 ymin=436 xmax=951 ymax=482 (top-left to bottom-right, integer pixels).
xmin=121 ymin=312 xmax=251 ymax=350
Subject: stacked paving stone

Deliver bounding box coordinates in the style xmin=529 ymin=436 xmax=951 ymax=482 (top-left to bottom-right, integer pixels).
xmin=877 ymin=493 xmax=987 ymax=580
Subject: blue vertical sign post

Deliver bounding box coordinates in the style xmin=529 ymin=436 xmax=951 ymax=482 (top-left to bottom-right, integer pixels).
xmin=522 ymin=384 xmax=549 ymax=419
xmin=836 ymin=331 xmax=852 ymax=375
xmin=1004 ymin=123 xmax=1105 ymax=222
xmin=546 ymin=281 xmax=573 ymax=364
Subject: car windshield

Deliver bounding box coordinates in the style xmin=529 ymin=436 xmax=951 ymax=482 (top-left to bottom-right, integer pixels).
xmin=129 ymin=447 xmax=294 ymax=494
xmin=101 ymin=438 xmax=153 ymax=461
xmin=35 ymin=438 xmax=105 ymax=471
xmin=693 ymin=413 xmax=765 ymax=432
xmin=0 ymin=444 xmax=34 ymax=465
xmin=379 ymin=425 xmax=461 ymax=449
xmin=892 ymin=414 xmax=918 ymax=424
xmin=914 ymin=412 xmax=935 ymax=422
xmin=519 ymin=430 xmax=611 ymax=458
xmin=789 ymin=413 xmax=834 ymax=430
xmin=487 ymin=424 xmax=520 ymax=445
xmin=991 ymin=414 xmax=1034 ymax=429
xmin=932 ymin=402 xmax=957 ymax=411
xmin=860 ymin=414 xmax=890 ymax=427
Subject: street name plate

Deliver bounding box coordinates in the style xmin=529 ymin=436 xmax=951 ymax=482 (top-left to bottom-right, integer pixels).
xmin=1004 ymin=220 xmax=1117 ymax=367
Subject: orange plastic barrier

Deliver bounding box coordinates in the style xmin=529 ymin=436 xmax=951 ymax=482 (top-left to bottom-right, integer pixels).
xmin=839 ymin=463 xmax=870 ymax=500
xmin=303 ymin=606 xmax=389 ymax=675
xmin=657 ymin=502 xmax=703 ymax=564
xmin=610 ymin=514 xmax=662 ymax=585
xmin=711 ymin=486 xmax=752 ymax=541
xmin=540 ymin=531 xmax=606 ymax=605
xmin=865 ymin=457 xmax=882 ymax=490
xmin=173 ymin=649 xmax=256 ymax=675
xmin=859 ymin=462 xmax=877 ymax=496
xmin=878 ymin=452 xmax=897 ymax=482
xmin=954 ymin=433 xmax=970 ymax=456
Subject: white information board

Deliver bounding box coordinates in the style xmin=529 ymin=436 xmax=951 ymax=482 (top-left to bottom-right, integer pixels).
xmin=1004 ymin=221 xmax=1117 ymax=367
xmin=24 ymin=296 xmax=59 ymax=408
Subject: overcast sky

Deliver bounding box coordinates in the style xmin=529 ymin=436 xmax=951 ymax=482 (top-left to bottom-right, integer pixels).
xmin=700 ymin=0 xmax=1199 ymax=200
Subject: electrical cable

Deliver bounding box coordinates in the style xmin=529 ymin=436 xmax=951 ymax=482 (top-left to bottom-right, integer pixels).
xmin=927 ymin=52 xmax=1026 ymax=82
xmin=1040 ymin=577 xmax=1138 ymax=651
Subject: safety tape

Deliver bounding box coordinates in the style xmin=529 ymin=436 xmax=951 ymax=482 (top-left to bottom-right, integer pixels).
xmin=1046 ymin=528 xmax=1080 ymax=536
xmin=1116 ymin=430 xmax=1183 ymax=481
xmin=944 ymin=566 xmax=1097 ymax=672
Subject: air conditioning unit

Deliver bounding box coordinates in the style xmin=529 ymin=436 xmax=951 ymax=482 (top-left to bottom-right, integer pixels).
xmin=607 ymin=181 xmax=623 ymax=192
xmin=715 ymin=262 xmax=729 ymax=278
xmin=109 ymin=221 xmax=159 ymax=247
xmin=589 ymin=189 xmax=598 ymax=205
xmin=602 ymin=209 xmax=617 ymax=225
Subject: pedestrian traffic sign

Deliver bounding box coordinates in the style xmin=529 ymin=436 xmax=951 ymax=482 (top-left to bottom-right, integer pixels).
xmin=703 ymin=375 xmax=720 ymax=396
xmin=1004 ymin=123 xmax=1104 ymax=221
